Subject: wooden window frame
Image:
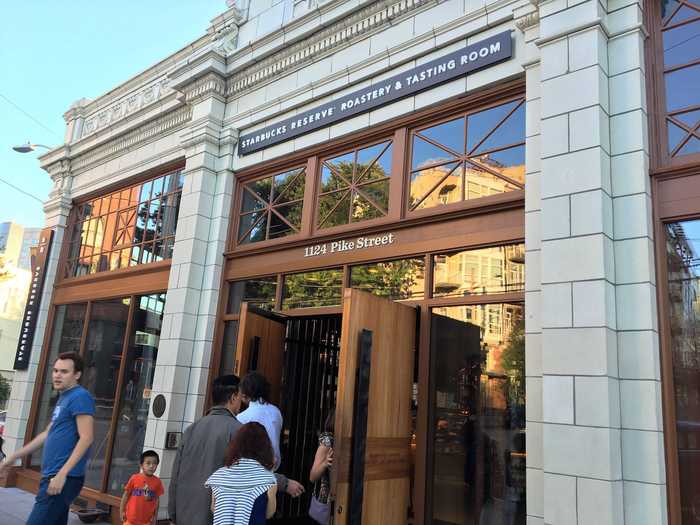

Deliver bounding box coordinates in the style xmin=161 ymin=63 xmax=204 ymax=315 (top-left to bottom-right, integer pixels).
xmin=58 ymin=160 xmax=185 ymax=284
xmin=227 ymin=79 xmax=525 ymax=256
xmin=23 ymin=292 xmax=166 ymax=498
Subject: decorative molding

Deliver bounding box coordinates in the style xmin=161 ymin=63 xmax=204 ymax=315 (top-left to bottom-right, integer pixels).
xmin=181 ymin=72 xmax=228 ymax=103
xmin=208 ymin=5 xmax=247 ymax=57
xmin=71 ymin=105 xmax=192 ymax=174
xmin=515 ymin=11 xmax=540 ymax=31
xmin=225 ymin=0 xmax=431 ymax=97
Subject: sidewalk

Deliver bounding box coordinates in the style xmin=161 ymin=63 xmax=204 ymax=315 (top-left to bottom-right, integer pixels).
xmin=0 ymin=486 xmax=109 ymax=525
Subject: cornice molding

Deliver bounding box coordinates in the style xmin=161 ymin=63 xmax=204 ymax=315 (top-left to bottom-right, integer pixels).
xmin=208 ymin=5 xmax=247 ymax=57
xmin=181 ymin=72 xmax=228 ymax=103
xmin=515 ymin=11 xmax=539 ymax=31
xmin=225 ymin=0 xmax=433 ymax=97
xmin=71 ymin=105 xmax=193 ymax=174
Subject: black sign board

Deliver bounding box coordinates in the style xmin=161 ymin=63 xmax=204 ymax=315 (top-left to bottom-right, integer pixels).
xmin=14 ymin=228 xmax=54 ymax=370
xmin=238 ymin=30 xmax=512 ymax=155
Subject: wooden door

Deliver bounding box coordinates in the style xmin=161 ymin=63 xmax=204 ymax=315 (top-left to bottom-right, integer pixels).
xmin=235 ymin=303 xmax=286 ymax=406
xmin=332 ymin=289 xmax=417 ymax=525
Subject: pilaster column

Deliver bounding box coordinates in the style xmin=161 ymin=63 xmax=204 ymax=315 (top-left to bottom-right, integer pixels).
xmin=3 ymin=157 xmax=73 ymax=458
xmin=142 ymin=72 xmax=236 ymax=519
xmin=529 ymin=0 xmax=665 ymax=522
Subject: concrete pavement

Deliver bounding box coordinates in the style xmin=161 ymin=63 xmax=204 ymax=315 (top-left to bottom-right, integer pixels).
xmin=0 ymin=486 xmax=110 ymax=525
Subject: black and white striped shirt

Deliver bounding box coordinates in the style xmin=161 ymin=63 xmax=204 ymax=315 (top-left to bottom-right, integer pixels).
xmin=205 ymin=458 xmax=276 ymax=525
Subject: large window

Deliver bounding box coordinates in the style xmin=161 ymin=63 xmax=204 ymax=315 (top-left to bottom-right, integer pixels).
xmin=237 ymin=167 xmax=306 ymax=244
xmin=64 ymin=170 xmax=183 ymax=278
xmin=29 ymin=294 xmax=165 ymax=494
xmin=317 ymin=140 xmax=393 ymax=229
xmin=409 ymin=99 xmax=525 ymax=211
xmin=659 ymin=0 xmax=700 ymax=159
xmin=665 ymin=219 xmax=700 ymax=523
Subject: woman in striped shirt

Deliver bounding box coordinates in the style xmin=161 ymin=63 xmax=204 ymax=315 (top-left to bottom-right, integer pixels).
xmin=206 ymin=422 xmax=278 ymax=525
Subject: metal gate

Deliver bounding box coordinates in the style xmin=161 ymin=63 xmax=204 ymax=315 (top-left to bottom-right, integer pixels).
xmin=277 ymin=314 xmax=342 ymax=521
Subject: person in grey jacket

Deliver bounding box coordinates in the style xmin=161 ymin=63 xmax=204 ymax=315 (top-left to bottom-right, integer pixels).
xmin=168 ymin=374 xmax=304 ymax=525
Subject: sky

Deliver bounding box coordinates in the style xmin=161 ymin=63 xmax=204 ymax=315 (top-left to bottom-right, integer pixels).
xmin=0 ymin=0 xmax=226 ymax=228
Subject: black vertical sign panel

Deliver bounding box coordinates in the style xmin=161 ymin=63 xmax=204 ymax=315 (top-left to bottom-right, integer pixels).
xmin=349 ymin=329 xmax=372 ymax=525
xmin=14 ymin=228 xmax=54 ymax=370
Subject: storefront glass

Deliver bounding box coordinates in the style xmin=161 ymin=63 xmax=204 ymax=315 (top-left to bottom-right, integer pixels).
xmin=433 ymin=244 xmax=525 ymax=297
xmin=227 ymin=277 xmax=278 ymax=313
xmin=665 ymin=219 xmax=700 ymax=523
xmin=430 ymin=303 xmax=525 ymax=525
xmin=409 ymin=99 xmax=525 ymax=211
xmin=282 ymin=268 xmax=343 ymax=309
xmin=64 ymin=169 xmax=183 ymax=277
xmin=238 ymin=166 xmax=306 ymax=244
xmin=107 ymin=293 xmax=165 ymax=495
xmin=82 ymin=298 xmax=130 ymax=489
xmin=30 ymin=303 xmax=87 ymax=468
xmin=350 ymin=257 xmax=426 ymax=300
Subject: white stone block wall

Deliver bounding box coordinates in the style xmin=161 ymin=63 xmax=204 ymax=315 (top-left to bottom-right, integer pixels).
xmin=524 ymin=0 xmax=667 ymax=522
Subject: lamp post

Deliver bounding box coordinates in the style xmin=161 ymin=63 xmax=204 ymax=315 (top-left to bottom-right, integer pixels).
xmin=11 ymin=143 xmax=52 ymax=153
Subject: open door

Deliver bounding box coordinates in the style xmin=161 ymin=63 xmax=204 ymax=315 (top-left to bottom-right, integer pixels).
xmin=332 ymin=289 xmax=417 ymax=525
xmin=235 ymin=303 xmax=286 ymax=406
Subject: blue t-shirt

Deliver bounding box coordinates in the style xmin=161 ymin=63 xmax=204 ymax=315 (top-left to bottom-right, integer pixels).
xmin=41 ymin=385 xmax=95 ymax=477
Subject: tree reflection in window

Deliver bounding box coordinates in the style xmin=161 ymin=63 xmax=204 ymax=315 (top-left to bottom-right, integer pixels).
xmin=661 ymin=0 xmax=700 ymax=157
xmin=317 ymin=141 xmax=392 ymax=229
xmin=238 ymin=167 xmax=306 ymax=244
xmin=409 ymin=99 xmax=525 ymax=211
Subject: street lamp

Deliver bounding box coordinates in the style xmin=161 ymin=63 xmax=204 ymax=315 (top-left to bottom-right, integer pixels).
xmin=12 ymin=142 xmax=52 ymax=153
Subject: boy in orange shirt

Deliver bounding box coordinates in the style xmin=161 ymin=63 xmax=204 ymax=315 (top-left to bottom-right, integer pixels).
xmin=120 ymin=450 xmax=164 ymax=525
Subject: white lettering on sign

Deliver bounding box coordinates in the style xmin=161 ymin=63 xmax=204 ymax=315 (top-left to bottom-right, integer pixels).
xmin=303 ymin=233 xmax=396 ymax=258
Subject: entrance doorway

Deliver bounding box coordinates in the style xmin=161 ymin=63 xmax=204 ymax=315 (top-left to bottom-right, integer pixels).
xmin=233 ymin=289 xmax=417 ymax=525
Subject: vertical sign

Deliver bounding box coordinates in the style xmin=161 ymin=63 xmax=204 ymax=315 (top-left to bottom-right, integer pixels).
xmin=13 ymin=228 xmax=54 ymax=370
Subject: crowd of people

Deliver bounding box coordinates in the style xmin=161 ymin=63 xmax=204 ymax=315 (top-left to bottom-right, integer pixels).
xmin=0 ymin=353 xmax=336 ymax=525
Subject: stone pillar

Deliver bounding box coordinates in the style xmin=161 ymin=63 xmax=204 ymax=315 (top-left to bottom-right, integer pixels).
xmin=3 ymin=158 xmax=73 ymax=459
xmin=525 ymin=0 xmax=666 ymax=522
xmin=142 ymin=72 xmax=235 ymax=519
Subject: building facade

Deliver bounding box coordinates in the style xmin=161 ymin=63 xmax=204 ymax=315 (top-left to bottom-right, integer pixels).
xmin=2 ymin=0 xmax=699 ymax=523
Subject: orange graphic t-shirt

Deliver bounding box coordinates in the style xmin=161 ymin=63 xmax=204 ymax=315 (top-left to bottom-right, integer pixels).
xmin=124 ymin=472 xmax=164 ymax=525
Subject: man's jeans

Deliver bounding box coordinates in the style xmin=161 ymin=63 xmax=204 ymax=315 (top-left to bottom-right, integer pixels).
xmin=26 ymin=475 xmax=84 ymax=525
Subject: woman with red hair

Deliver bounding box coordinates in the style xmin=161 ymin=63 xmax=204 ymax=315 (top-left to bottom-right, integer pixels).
xmin=205 ymin=422 xmax=278 ymax=525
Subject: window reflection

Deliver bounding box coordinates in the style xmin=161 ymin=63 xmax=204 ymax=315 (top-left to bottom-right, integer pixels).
xmin=227 ymin=277 xmax=278 ymax=314
xmin=409 ymin=100 xmax=525 ymax=212
xmin=82 ymin=298 xmax=131 ymax=490
xmin=317 ymin=141 xmax=392 ymax=229
xmin=282 ymin=269 xmax=343 ymax=309
xmin=350 ymin=258 xmax=425 ymax=300
xmin=430 ymin=304 xmax=525 ymax=525
xmin=238 ymin=167 xmax=306 ymax=244
xmin=665 ymin=220 xmax=700 ymax=523
xmin=107 ymin=294 xmax=165 ymax=495
xmin=30 ymin=303 xmax=87 ymax=469
xmin=65 ymin=170 xmax=183 ymax=277
xmin=433 ymin=244 xmax=525 ymax=297
xmin=661 ymin=0 xmax=700 ymax=158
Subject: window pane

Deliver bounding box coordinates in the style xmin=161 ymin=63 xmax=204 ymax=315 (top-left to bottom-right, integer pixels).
xmin=30 ymin=303 xmax=87 ymax=469
xmin=467 ymin=100 xmax=520 ymax=153
xmin=274 ymin=168 xmax=305 ymax=204
xmin=318 ymin=190 xmax=351 ymax=228
xmin=82 ymin=298 xmax=131 ymax=490
xmin=227 ymin=277 xmax=278 ymax=314
xmin=242 ymin=188 xmax=266 ymax=213
xmin=433 ymin=244 xmax=525 ymax=297
xmin=107 ymin=293 xmax=165 ymax=495
xmin=358 ymin=143 xmax=392 ymax=183
xmin=663 ymin=18 xmax=700 ymax=68
xmin=273 ymin=201 xmax=303 ymax=232
xmin=320 ymin=164 xmax=348 ymax=193
xmin=350 ymin=189 xmax=384 ymax=222
xmin=323 ymin=152 xmax=354 ymax=187
xmin=416 ymin=118 xmax=465 ymax=155
xmin=238 ymin=211 xmax=267 ymax=244
xmin=410 ymin=162 xmax=462 ymax=210
xmin=666 ymin=63 xmax=700 ymax=112
xmin=666 ymin=220 xmax=700 ymax=523
xmin=356 ymin=142 xmax=390 ymax=181
xmin=282 ymin=269 xmax=343 ymax=309
xmin=430 ymin=304 xmax=525 ymax=524
xmin=411 ymin=135 xmax=457 ymax=171
xmin=356 ymin=180 xmax=389 ymax=213
xmin=351 ymin=258 xmax=425 ymax=300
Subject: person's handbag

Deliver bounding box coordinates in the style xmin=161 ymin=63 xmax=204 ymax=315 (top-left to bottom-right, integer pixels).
xmin=309 ymin=494 xmax=331 ymax=525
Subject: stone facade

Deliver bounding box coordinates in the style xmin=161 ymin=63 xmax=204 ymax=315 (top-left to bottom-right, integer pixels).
xmin=3 ymin=0 xmax=669 ymax=522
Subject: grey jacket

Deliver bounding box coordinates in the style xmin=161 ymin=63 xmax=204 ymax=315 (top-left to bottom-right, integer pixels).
xmin=167 ymin=406 xmax=288 ymax=525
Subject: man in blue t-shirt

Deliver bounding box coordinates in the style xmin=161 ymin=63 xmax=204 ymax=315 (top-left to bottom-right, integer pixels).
xmin=0 ymin=351 xmax=95 ymax=525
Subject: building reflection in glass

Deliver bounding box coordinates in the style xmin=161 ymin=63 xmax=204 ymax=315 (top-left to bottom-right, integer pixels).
xmin=430 ymin=303 xmax=525 ymax=525
xmin=665 ymin=220 xmax=700 ymax=524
